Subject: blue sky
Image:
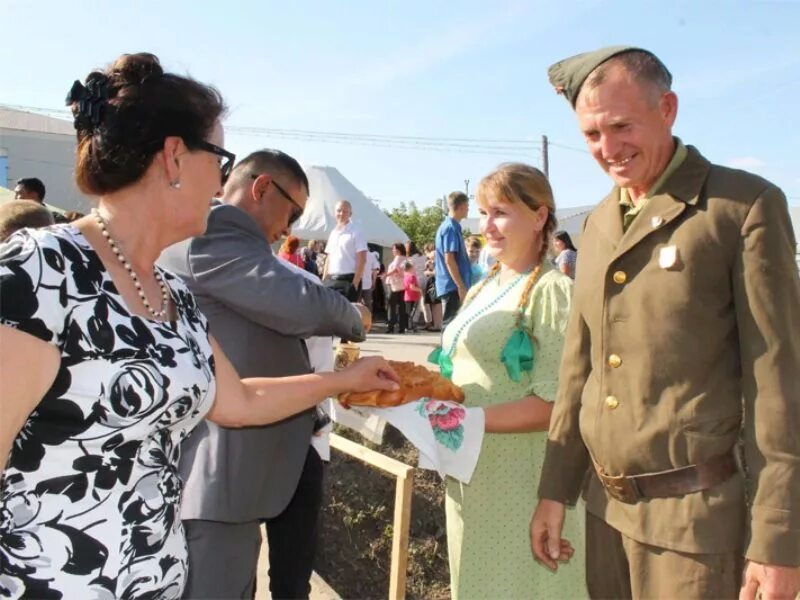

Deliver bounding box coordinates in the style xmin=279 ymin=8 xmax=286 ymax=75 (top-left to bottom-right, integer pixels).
xmin=1 ymin=0 xmax=799 ymax=214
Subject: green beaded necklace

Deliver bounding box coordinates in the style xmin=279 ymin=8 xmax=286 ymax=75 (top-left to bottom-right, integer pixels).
xmin=428 ymin=263 xmax=542 ymax=382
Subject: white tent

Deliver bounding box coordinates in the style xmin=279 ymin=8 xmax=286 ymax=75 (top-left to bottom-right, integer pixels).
xmin=292 ymin=165 xmax=409 ymax=247
xmin=555 ymin=205 xmax=595 ymax=247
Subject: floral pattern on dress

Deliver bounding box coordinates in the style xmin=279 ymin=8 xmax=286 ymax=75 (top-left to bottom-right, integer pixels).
xmin=0 ymin=226 xmax=216 ymax=599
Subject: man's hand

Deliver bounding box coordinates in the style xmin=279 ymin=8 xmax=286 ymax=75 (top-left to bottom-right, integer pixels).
xmin=457 ymin=283 xmax=467 ymax=301
xmin=352 ymin=302 xmax=372 ymax=332
xmin=530 ymin=499 xmax=572 ymax=572
xmin=740 ymin=561 xmax=800 ymax=600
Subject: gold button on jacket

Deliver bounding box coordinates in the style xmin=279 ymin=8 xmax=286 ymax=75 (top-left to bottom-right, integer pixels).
xmin=538 ymin=146 xmax=800 ymax=566
xmin=608 ymin=354 xmax=622 ymax=368
xmin=605 ymin=395 xmax=619 ymax=409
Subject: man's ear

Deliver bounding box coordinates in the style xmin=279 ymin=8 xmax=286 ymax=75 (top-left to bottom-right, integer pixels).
xmin=252 ymin=173 xmax=272 ymax=202
xmin=660 ymin=90 xmax=678 ymax=127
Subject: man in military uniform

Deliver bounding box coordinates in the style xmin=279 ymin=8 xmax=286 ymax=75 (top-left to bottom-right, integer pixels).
xmin=530 ymin=46 xmax=800 ymax=599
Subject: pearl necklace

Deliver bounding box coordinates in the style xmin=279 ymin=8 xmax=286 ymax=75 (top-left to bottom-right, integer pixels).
xmin=92 ymin=209 xmax=170 ymax=320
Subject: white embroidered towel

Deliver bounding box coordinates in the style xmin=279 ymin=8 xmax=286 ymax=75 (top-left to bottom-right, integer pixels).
xmin=370 ymin=399 xmax=485 ymax=484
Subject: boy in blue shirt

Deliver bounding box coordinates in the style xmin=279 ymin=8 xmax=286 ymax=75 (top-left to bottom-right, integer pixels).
xmin=434 ymin=191 xmax=472 ymax=324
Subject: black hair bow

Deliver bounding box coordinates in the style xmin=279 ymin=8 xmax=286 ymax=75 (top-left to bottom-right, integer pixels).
xmin=65 ymin=77 xmax=110 ymax=130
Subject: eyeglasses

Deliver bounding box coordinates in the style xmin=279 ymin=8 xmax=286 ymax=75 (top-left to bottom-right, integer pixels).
xmin=190 ymin=140 xmax=236 ymax=185
xmin=250 ymin=174 xmax=304 ymax=226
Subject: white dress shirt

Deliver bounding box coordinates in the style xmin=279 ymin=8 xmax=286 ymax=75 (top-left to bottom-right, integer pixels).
xmin=325 ymin=221 xmax=368 ymax=275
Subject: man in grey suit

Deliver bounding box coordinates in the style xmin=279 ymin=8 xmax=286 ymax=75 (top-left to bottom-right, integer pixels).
xmin=160 ymin=150 xmax=365 ymax=599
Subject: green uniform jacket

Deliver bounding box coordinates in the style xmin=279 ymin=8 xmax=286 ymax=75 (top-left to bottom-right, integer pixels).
xmin=538 ymin=145 xmax=800 ymax=566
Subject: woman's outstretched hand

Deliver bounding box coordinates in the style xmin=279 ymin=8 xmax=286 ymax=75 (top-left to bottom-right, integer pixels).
xmin=341 ymin=356 xmax=400 ymax=393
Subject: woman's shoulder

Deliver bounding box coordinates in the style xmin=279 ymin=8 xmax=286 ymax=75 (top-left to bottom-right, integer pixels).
xmin=0 ymin=225 xmax=85 ymax=272
xmin=530 ymin=263 xmax=573 ymax=305
xmin=0 ymin=226 xmax=84 ymax=344
xmin=3 ymin=223 xmax=78 ymax=248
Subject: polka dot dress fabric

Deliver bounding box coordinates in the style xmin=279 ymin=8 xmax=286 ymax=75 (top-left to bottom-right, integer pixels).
xmin=443 ymin=264 xmax=587 ymax=599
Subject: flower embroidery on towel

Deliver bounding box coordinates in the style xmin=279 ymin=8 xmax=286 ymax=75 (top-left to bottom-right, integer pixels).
xmin=417 ymin=400 xmax=466 ymax=451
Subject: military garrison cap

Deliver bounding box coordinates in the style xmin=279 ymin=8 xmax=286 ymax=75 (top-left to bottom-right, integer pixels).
xmin=547 ymin=45 xmax=671 ymax=107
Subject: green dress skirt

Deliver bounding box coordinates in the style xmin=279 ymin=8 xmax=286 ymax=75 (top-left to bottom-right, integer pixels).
xmin=444 ymin=265 xmax=587 ymax=599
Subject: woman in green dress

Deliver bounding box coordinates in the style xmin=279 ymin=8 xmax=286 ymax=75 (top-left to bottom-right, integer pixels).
xmin=440 ymin=163 xmax=586 ymax=599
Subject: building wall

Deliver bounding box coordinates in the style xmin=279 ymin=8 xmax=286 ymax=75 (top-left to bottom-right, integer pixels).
xmin=0 ymin=128 xmax=91 ymax=212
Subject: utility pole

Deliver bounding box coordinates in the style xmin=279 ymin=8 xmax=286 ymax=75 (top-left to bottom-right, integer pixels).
xmin=542 ymin=135 xmax=549 ymax=178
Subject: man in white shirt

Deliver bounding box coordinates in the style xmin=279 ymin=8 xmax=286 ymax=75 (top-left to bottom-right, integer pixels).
xmin=359 ymin=250 xmax=380 ymax=311
xmin=322 ymin=200 xmax=368 ymax=301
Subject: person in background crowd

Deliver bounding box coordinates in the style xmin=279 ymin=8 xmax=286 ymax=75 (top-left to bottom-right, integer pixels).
xmin=405 ymin=241 xmax=427 ymax=329
xmin=278 ymin=234 xmax=305 ymax=269
xmin=372 ymin=254 xmax=387 ymax=319
xmin=301 ymin=239 xmax=320 ymax=277
xmin=322 ymin=200 xmax=367 ymax=301
xmin=552 ymin=230 xmax=577 ymax=279
xmin=14 ymin=177 xmax=68 ymax=224
xmin=384 ymin=242 xmax=407 ymax=334
xmin=0 ymin=52 xmax=397 ymax=600
xmin=0 ymin=199 xmax=55 ymax=241
xmin=360 ymin=249 xmax=380 ymax=312
xmin=314 ymin=241 xmax=327 ymax=276
xmin=439 ymin=163 xmax=582 ymax=599
xmin=423 ymin=242 xmax=442 ymax=331
xmin=403 ymin=261 xmax=422 ymax=332
xmin=531 ymin=45 xmax=800 ymax=600
xmin=13 ymin=177 xmax=46 ymax=203
xmin=435 ymin=191 xmax=472 ymax=324
xmin=477 ymin=239 xmax=497 ymax=277
xmin=467 ymin=236 xmax=486 ymax=283
xmin=159 ymin=148 xmax=370 ymax=600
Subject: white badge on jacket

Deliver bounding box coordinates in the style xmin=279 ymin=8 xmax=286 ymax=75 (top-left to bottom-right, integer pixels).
xmin=659 ymin=245 xmax=679 ymax=269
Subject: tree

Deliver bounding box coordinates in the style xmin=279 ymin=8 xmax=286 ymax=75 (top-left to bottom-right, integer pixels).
xmin=384 ymin=201 xmax=446 ymax=248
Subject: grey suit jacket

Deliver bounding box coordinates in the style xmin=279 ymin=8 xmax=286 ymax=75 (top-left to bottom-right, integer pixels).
xmin=159 ymin=204 xmax=364 ymax=521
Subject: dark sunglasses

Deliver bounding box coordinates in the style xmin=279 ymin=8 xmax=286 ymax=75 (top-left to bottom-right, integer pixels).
xmin=191 ymin=140 xmax=236 ymax=185
xmin=250 ymin=174 xmax=304 ymax=226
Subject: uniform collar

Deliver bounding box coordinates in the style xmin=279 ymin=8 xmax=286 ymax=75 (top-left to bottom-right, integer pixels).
xmin=652 ymin=144 xmax=709 ymax=206
xmin=592 ymin=144 xmax=712 ymax=252
xmin=619 ymin=138 xmax=689 ymax=208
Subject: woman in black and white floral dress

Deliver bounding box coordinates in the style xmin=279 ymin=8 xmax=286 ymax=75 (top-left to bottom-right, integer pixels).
xmin=0 ymin=53 xmax=398 ymax=600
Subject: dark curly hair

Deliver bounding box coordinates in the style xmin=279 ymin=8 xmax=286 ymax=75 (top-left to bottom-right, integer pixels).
xmin=66 ymin=52 xmax=226 ymax=196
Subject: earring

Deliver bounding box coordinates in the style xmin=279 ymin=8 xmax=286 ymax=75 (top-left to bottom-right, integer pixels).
xmin=170 ymin=180 xmax=182 ymax=189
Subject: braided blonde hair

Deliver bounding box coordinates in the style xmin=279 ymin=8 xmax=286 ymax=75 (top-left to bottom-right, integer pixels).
xmin=470 ymin=163 xmax=557 ymax=333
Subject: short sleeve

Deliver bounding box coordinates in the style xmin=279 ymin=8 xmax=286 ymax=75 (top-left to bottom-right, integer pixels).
xmin=441 ymin=225 xmax=461 ymax=253
xmin=0 ymin=230 xmax=69 ymax=347
xmin=525 ymin=271 xmax=573 ymax=401
xmin=353 ymin=227 xmax=368 ymax=253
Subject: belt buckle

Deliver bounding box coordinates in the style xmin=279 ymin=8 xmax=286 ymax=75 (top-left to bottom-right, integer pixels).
xmin=597 ymin=467 xmax=641 ymax=504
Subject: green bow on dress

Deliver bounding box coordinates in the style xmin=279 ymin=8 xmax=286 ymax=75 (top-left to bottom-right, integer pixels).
xmin=500 ymin=328 xmax=534 ymax=382
xmin=427 ymin=346 xmax=454 ymax=380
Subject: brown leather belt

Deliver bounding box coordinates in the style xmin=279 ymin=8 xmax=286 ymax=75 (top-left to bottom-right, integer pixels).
xmin=594 ymin=452 xmax=738 ymax=504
